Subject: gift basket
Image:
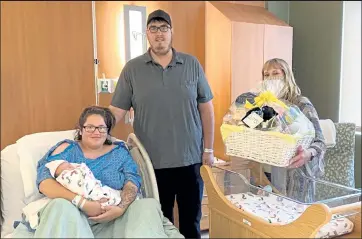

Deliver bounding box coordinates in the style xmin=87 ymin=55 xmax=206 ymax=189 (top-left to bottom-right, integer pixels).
xmin=221 ymin=82 xmax=315 ymax=167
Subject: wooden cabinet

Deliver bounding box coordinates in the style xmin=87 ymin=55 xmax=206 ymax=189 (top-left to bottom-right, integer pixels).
xmin=205 ymin=1 xmax=293 ymax=160
xmin=231 ymin=23 xmax=293 ymax=102
xmin=231 ymin=22 xmax=265 ymax=103
xmin=263 ymin=24 xmax=293 ymax=67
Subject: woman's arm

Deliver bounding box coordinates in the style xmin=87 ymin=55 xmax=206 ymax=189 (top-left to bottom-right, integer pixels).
xmin=118 ymin=145 xmax=142 ymax=210
xmin=88 ymin=146 xmax=141 ymax=222
xmin=37 ymin=142 xmax=76 ymax=200
xmin=300 ymin=98 xmax=326 ymax=160
xmin=291 ymin=97 xmax=327 ymax=176
xmin=118 ymin=181 xmax=138 ymax=210
xmin=88 ymin=180 xmax=138 ymax=222
xmin=39 ymin=178 xmax=77 ymax=200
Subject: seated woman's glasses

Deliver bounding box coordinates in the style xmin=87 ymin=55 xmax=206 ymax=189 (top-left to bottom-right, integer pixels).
xmin=83 ymin=125 xmax=108 ymax=133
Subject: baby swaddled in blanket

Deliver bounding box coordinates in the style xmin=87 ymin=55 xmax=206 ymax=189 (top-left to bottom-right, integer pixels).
xmin=16 ymin=160 xmax=123 ymax=232
xmin=45 ymin=160 xmax=122 ymax=206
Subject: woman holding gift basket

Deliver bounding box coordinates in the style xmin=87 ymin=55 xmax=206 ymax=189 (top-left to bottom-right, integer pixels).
xmin=221 ymin=58 xmax=326 ymax=202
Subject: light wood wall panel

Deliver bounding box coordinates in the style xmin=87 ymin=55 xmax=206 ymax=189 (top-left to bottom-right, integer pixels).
xmin=205 ymin=1 xmax=232 ymax=160
xmin=1 ymin=1 xmax=95 ymax=149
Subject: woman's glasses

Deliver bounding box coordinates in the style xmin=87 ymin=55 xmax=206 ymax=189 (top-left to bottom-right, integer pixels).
xmin=83 ymin=125 xmax=108 ymax=133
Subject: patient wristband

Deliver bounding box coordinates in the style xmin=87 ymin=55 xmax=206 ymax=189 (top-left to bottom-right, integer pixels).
xmin=79 ymin=198 xmax=86 ymax=209
xmin=204 ymin=148 xmax=214 ymax=153
xmin=72 ymin=195 xmax=82 ymax=208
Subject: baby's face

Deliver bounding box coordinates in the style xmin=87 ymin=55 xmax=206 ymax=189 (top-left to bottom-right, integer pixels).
xmin=55 ymin=162 xmax=75 ymax=177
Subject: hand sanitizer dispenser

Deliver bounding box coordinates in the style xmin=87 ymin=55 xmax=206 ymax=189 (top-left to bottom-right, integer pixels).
xmin=98 ymin=73 xmax=117 ymax=93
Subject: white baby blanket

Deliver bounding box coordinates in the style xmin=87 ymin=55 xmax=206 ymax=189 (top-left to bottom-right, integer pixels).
xmin=45 ymin=160 xmax=122 ymax=206
xmin=226 ymin=192 xmax=354 ymax=238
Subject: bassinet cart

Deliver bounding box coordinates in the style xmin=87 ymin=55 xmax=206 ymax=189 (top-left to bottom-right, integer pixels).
xmin=200 ymin=162 xmax=361 ymax=238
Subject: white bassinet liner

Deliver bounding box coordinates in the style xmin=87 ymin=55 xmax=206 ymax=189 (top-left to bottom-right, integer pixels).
xmin=226 ymin=192 xmax=354 ymax=238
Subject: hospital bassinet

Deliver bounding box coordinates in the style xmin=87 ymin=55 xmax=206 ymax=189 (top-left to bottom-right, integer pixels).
xmin=200 ymin=163 xmax=361 ymax=238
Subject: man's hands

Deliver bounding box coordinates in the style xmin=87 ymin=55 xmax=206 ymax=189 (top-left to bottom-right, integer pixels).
xmin=198 ymin=101 xmax=215 ymax=167
xmin=202 ymin=152 xmax=214 ymax=167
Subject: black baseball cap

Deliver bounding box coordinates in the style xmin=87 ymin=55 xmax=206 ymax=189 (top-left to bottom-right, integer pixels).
xmin=147 ymin=9 xmax=172 ymax=27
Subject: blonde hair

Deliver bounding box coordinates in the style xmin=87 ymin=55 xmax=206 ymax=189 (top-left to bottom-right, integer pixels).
xmin=262 ymin=58 xmax=301 ymax=103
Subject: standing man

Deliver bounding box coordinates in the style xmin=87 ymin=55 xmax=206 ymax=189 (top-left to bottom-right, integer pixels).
xmin=109 ymin=9 xmax=215 ymax=238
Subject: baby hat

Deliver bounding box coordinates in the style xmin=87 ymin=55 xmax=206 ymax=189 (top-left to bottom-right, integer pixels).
xmin=45 ymin=160 xmax=66 ymax=178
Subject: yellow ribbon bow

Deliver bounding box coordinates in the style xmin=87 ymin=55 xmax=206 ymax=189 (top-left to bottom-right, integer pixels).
xmin=244 ymin=91 xmax=288 ymax=110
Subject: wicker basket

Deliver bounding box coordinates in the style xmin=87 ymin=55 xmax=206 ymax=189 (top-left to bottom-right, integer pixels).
xmin=222 ymin=124 xmax=315 ymax=167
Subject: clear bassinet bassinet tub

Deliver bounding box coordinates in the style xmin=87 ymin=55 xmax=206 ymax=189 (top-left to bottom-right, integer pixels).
xmin=201 ymin=163 xmax=361 ymax=238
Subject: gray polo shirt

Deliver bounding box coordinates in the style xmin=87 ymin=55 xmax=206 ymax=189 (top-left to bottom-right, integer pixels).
xmin=111 ymin=48 xmax=213 ymax=169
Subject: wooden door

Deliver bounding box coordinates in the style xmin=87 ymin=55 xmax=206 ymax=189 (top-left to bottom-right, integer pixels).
xmin=1 ymin=1 xmax=95 ymax=149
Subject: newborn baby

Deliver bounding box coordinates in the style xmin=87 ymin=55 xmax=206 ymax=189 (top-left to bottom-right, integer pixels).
xmin=45 ymin=160 xmax=121 ymax=206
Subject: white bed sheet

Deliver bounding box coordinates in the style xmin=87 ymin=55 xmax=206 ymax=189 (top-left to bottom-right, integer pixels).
xmin=1 ymin=144 xmax=26 ymax=238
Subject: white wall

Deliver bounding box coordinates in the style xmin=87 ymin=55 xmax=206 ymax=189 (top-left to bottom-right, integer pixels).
xmin=339 ymin=1 xmax=361 ymax=126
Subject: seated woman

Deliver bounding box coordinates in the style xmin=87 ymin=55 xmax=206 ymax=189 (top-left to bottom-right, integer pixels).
xmin=13 ymin=106 xmax=183 ymax=238
xmin=253 ymin=58 xmax=327 ymax=201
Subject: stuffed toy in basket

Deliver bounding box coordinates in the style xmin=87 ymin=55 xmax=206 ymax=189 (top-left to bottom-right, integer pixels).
xmin=221 ymin=88 xmax=315 ymax=167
